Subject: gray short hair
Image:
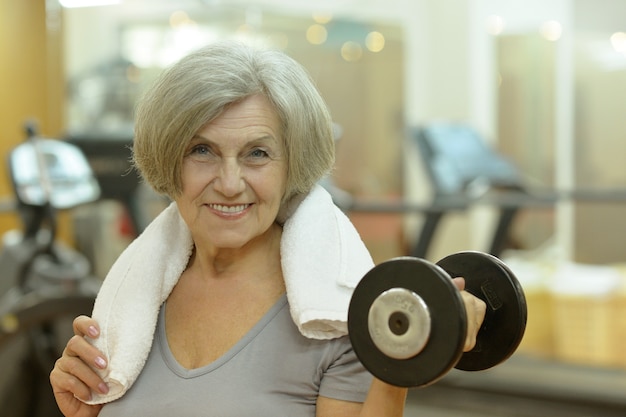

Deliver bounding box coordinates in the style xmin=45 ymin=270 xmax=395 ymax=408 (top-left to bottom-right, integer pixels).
xmin=132 ymin=40 xmax=335 ymax=203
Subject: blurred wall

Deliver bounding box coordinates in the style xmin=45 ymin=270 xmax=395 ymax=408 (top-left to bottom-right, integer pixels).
xmin=0 ymin=0 xmax=66 ymax=236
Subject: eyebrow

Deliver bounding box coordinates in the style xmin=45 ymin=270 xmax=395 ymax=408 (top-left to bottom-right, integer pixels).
xmin=190 ymin=134 xmax=280 ymax=146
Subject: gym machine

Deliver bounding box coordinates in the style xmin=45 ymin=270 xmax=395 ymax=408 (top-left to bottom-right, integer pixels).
xmin=0 ymin=123 xmax=102 ymax=416
xmin=330 ymin=123 xmax=626 ymax=259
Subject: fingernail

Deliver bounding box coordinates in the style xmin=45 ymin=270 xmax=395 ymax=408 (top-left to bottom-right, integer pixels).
xmin=88 ymin=326 xmax=99 ymax=337
xmin=95 ymin=356 xmax=107 ymax=369
xmin=98 ymin=382 xmax=109 ymax=394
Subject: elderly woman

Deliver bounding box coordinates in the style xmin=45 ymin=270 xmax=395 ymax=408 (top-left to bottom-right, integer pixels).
xmin=50 ymin=41 xmax=485 ymax=417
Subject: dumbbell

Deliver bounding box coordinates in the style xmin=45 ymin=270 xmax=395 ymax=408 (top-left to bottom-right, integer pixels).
xmin=347 ymin=251 xmax=527 ymax=388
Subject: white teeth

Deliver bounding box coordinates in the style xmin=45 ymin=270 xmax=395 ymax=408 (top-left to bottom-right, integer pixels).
xmin=210 ymin=204 xmax=248 ymax=213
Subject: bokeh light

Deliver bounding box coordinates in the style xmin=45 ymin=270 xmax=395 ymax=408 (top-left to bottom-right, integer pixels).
xmin=610 ymin=32 xmax=626 ymax=54
xmin=312 ymin=12 xmax=333 ymax=25
xmin=365 ymin=31 xmax=385 ymax=52
xmin=306 ymin=24 xmax=328 ymax=45
xmin=341 ymin=41 xmax=363 ymax=62
xmin=486 ymin=15 xmax=505 ymax=36
xmin=170 ymin=11 xmax=191 ymax=28
xmin=540 ymin=20 xmax=563 ymax=42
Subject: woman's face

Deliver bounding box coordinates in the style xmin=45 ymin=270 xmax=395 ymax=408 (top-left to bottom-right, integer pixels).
xmin=176 ymin=94 xmax=288 ymax=252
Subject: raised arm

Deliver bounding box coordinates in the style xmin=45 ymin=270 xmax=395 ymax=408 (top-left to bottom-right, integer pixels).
xmin=317 ymin=278 xmax=485 ymax=417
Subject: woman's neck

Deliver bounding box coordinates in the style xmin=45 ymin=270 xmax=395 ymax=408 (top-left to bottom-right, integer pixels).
xmin=189 ymin=222 xmax=283 ymax=283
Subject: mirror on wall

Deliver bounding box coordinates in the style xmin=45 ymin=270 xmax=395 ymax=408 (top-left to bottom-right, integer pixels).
xmin=61 ymin=0 xmax=626 ymax=263
xmin=491 ymin=0 xmax=626 ymax=262
xmin=63 ymin=2 xmax=405 ymax=198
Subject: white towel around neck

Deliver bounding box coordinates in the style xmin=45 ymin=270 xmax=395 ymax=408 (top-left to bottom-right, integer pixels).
xmin=84 ymin=184 xmax=374 ymax=404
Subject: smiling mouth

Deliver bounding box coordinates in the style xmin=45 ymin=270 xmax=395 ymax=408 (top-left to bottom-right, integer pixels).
xmin=208 ymin=203 xmax=251 ymax=214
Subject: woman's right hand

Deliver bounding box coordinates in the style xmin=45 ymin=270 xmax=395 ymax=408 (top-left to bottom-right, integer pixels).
xmin=49 ymin=315 xmax=108 ymax=417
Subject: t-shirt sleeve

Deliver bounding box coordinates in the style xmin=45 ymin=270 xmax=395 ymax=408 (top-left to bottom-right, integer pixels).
xmin=318 ymin=336 xmax=373 ymax=403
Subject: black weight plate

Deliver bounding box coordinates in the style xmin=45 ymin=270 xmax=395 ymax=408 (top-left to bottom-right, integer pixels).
xmin=348 ymin=257 xmax=467 ymax=387
xmin=436 ymin=251 xmax=527 ymax=371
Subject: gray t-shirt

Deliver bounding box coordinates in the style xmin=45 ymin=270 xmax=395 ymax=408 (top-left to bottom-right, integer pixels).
xmin=98 ymin=295 xmax=372 ymax=416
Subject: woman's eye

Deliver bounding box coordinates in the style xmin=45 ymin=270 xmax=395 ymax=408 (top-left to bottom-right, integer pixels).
xmin=249 ymin=148 xmax=269 ymax=158
xmin=191 ymin=144 xmax=211 ymax=156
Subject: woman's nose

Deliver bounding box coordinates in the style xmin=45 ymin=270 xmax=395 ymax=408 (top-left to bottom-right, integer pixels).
xmin=215 ymin=158 xmax=245 ymax=196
